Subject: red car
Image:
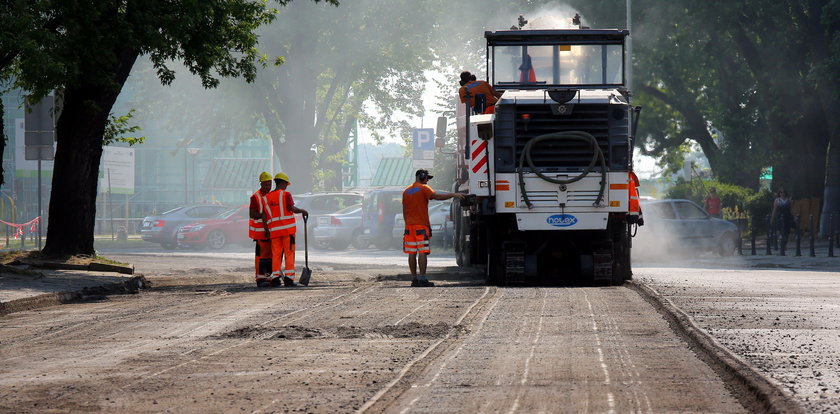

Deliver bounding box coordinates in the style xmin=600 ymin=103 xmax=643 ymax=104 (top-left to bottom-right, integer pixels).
xmin=177 ymin=205 xmax=251 ymax=250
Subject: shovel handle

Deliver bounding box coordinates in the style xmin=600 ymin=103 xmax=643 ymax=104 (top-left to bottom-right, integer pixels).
xmin=303 ymin=214 xmax=308 ymax=267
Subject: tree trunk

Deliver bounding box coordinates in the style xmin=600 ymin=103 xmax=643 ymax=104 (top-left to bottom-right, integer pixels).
xmin=42 ymin=48 xmax=138 ymax=257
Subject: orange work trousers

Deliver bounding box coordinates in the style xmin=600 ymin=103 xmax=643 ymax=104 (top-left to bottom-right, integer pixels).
xmin=270 ymin=235 xmax=295 ymax=281
xmin=254 ymin=239 xmax=272 ymax=280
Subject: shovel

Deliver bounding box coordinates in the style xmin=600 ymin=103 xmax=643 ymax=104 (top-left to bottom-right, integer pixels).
xmin=299 ymin=215 xmax=312 ymax=286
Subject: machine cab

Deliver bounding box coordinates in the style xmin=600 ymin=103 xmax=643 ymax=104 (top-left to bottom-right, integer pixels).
xmin=484 ymin=29 xmax=628 ymax=91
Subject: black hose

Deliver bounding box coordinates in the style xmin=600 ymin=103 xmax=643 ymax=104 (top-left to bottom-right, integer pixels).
xmin=517 ymin=131 xmax=607 ymax=209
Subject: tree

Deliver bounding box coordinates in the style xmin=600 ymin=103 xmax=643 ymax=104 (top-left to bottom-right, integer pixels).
xmin=2 ymin=0 xmax=337 ymax=257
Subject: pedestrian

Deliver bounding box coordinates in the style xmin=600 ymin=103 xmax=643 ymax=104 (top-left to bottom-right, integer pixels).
xmin=249 ymin=171 xmax=273 ymax=287
xmin=770 ymin=189 xmax=794 ymax=253
xmin=264 ymin=172 xmax=309 ymax=287
xmin=705 ymin=187 xmax=722 ymax=218
xmin=458 ymin=71 xmax=503 ymax=114
xmin=402 ymin=169 xmax=465 ymax=287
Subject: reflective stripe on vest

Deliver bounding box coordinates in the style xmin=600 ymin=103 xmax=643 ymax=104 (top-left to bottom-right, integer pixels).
xmin=628 ymin=174 xmax=642 ymax=215
xmin=248 ymin=191 xmax=271 ymax=240
xmin=266 ymin=189 xmax=296 ymax=237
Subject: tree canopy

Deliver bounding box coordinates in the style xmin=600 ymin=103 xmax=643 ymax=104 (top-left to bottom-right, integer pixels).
xmin=0 ymin=0 xmax=337 ymax=256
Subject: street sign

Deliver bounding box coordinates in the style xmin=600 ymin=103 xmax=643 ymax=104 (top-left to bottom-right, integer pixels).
xmin=24 ymin=96 xmax=55 ymax=160
xmin=412 ymin=159 xmax=434 ymax=169
xmin=412 ymin=128 xmax=435 ymax=159
xmin=15 ymin=118 xmax=55 ymax=177
xmin=99 ymin=147 xmax=136 ymax=194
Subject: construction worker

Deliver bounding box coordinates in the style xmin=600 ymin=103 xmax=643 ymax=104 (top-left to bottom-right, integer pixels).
xmin=249 ymin=172 xmax=273 ymax=287
xmin=264 ymin=172 xmax=308 ymax=287
xmin=402 ymin=169 xmax=465 ymax=287
xmin=458 ymin=71 xmax=502 ymax=114
xmin=628 ymin=171 xmax=644 ymax=226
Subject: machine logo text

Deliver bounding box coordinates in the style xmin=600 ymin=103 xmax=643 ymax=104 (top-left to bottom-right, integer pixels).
xmin=546 ymin=214 xmax=577 ymax=227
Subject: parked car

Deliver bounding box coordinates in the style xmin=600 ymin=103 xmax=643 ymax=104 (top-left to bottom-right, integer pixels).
xmin=177 ymin=205 xmax=251 ymax=250
xmin=357 ymin=189 xmax=404 ymax=249
xmin=635 ymin=199 xmax=740 ymax=256
xmin=140 ymin=204 xmax=230 ymax=249
xmin=392 ymin=202 xmax=454 ymax=248
xmin=292 ymin=192 xmax=363 ymax=246
xmin=312 ymin=204 xmax=363 ymax=250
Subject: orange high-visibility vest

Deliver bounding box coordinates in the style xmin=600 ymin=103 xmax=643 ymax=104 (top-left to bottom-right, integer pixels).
xmin=266 ymin=189 xmax=296 ymax=237
xmin=249 ymin=190 xmax=271 ymax=240
xmin=628 ymin=171 xmax=641 ymax=218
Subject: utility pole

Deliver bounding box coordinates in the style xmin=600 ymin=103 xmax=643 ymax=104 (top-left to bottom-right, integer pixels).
xmin=626 ymin=0 xmax=633 ymax=92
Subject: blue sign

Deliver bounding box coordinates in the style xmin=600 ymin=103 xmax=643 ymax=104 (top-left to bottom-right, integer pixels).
xmin=546 ymin=214 xmax=578 ymax=227
xmin=412 ymin=128 xmax=435 ymax=160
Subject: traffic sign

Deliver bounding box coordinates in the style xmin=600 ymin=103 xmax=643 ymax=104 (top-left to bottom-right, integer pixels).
xmin=412 ymin=128 xmax=435 ymax=160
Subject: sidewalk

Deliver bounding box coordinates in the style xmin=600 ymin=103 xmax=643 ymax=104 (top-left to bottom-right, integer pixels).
xmin=0 ymin=256 xmax=145 ymax=316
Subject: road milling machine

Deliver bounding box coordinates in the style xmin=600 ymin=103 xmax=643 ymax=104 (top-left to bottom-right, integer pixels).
xmin=443 ymin=29 xmax=641 ymax=286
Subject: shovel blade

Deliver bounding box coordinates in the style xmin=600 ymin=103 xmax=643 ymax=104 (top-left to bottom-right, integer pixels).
xmin=300 ymin=267 xmax=312 ymax=286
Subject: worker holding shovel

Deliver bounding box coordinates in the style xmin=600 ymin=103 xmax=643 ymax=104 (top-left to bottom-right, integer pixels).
xmin=265 ymin=173 xmax=309 ymax=287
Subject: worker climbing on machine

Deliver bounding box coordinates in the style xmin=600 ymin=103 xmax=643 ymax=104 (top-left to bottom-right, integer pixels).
xmin=458 ymin=71 xmax=503 ymax=114
xmin=402 ymin=169 xmax=465 ymax=287
xmin=264 ymin=172 xmax=309 ymax=287
xmin=249 ymin=172 xmax=274 ymax=287
xmin=628 ymin=171 xmax=644 ymax=226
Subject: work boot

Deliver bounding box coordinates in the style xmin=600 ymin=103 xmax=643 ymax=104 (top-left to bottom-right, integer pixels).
xmin=256 ymin=279 xmax=271 ymax=288
xmin=410 ymin=278 xmax=419 ymax=287
xmin=418 ymin=280 xmax=435 ymax=287
xmin=283 ymin=276 xmax=298 ymax=287
xmin=269 ymin=277 xmax=282 ymax=287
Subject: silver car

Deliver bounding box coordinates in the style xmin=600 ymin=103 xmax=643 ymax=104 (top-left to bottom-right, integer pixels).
xmin=312 ymin=204 xmax=363 ymax=250
xmin=392 ymin=202 xmax=454 ymax=248
xmin=636 ymin=199 xmax=740 ymax=256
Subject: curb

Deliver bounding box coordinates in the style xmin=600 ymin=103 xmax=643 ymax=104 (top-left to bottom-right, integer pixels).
xmin=0 ymin=275 xmax=148 ymax=317
xmin=12 ymin=262 xmax=135 ymax=275
xmin=627 ymin=281 xmax=805 ymax=414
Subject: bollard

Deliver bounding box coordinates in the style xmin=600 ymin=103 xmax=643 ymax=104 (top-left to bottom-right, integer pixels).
xmin=765 ymin=215 xmax=772 ymax=255
xmin=809 ymin=214 xmax=816 ymax=257
xmin=835 ymin=212 xmax=840 ymax=248
xmin=751 ymin=215 xmax=757 ymax=255
xmin=737 ymin=213 xmax=743 ymax=256
xmin=795 ymin=215 xmax=801 ymax=256
xmin=830 ymin=214 xmax=835 ymax=258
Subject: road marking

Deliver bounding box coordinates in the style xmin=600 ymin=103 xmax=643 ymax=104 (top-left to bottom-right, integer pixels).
xmin=356 ymin=286 xmax=494 ymax=414
xmin=507 ymin=288 xmax=548 ymax=414
xmin=585 ymin=291 xmax=616 ymax=414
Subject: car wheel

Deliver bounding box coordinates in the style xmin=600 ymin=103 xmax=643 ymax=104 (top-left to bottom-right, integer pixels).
xmin=352 ymin=233 xmax=368 ymax=250
xmin=207 ymin=230 xmax=227 ymax=250
xmin=160 ymin=242 xmax=177 ymax=250
xmin=718 ymin=232 xmax=738 ymax=256
xmin=330 ymin=239 xmax=351 ymax=250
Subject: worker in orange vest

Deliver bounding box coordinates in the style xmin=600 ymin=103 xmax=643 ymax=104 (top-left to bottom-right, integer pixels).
xmin=628 ymin=171 xmax=644 ymax=226
xmin=249 ymin=172 xmax=273 ymax=287
xmin=264 ymin=172 xmax=308 ymax=287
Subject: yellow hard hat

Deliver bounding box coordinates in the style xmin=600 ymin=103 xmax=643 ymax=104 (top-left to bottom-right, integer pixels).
xmin=274 ymin=172 xmax=291 ymax=183
xmin=259 ymin=171 xmax=272 ymax=182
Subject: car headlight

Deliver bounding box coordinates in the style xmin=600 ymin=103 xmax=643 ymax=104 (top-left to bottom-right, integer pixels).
xmin=190 ymin=224 xmax=205 ymax=232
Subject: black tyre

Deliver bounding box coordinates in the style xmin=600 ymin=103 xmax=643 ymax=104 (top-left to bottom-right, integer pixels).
xmin=352 ymin=233 xmax=369 ymax=250
xmin=160 ymin=242 xmax=177 ymax=250
xmin=207 ymin=230 xmax=227 ymax=250
xmin=330 ymin=239 xmax=350 ymax=250
xmin=718 ymin=232 xmax=738 ymax=256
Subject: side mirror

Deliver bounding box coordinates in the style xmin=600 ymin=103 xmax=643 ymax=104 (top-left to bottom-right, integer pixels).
xmin=435 ymin=116 xmax=448 ymax=147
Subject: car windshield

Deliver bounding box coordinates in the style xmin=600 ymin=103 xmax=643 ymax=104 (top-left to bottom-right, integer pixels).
xmin=492 ymin=44 xmax=623 ymax=87
xmin=160 ymin=207 xmax=184 ymax=215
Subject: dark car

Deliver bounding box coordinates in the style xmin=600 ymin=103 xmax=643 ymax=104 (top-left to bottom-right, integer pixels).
xmin=357 ymin=189 xmax=403 ymax=249
xmin=140 ymin=204 xmax=230 ymax=249
xmin=177 ymin=205 xmax=250 ymax=250
xmin=312 ymin=204 xmax=363 ymax=250
xmin=635 ymin=199 xmax=740 ymax=256
xmin=292 ymin=192 xmax=363 ymax=246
